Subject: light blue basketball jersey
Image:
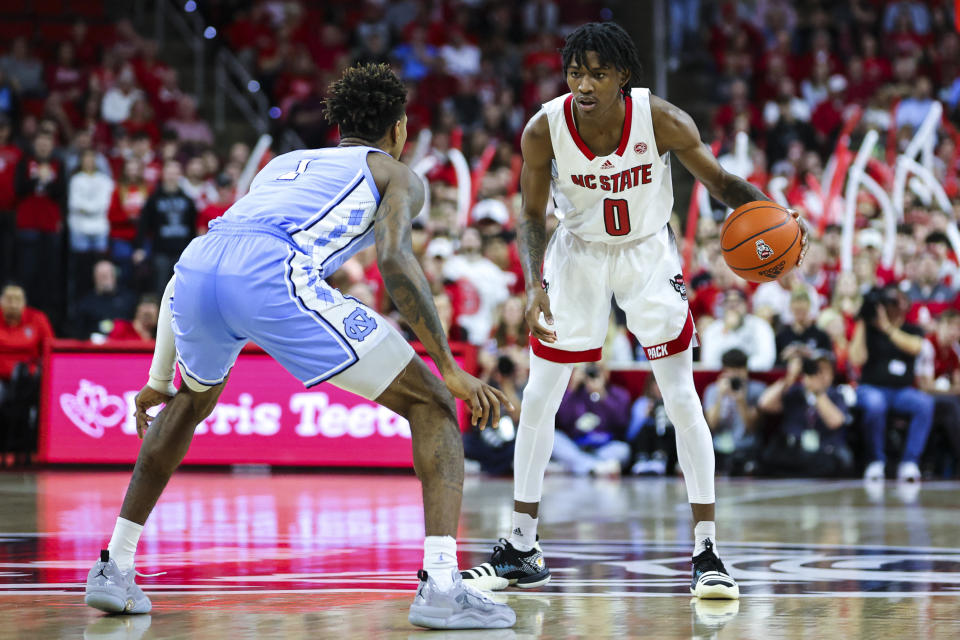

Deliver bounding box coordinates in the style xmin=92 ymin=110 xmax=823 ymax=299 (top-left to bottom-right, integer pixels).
xmin=221 ymin=145 xmax=388 ymax=277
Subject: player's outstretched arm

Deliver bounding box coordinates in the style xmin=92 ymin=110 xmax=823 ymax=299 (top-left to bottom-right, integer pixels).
xmin=651 ymin=95 xmax=807 ymax=264
xmin=369 ymin=154 xmax=511 ymax=427
xmin=517 ymin=112 xmax=558 ymax=343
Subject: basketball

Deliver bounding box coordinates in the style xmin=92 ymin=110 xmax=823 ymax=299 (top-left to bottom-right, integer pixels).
xmin=720 ymin=201 xmax=801 ymax=283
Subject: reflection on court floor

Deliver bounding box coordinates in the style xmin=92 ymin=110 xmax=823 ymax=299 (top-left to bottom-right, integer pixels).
xmin=0 ymin=471 xmax=958 ymax=638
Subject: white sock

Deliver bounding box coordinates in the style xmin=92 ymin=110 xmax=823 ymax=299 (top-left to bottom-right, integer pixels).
xmin=508 ymin=512 xmax=538 ymax=552
xmin=694 ymin=520 xmax=717 ymax=557
xmin=107 ymin=517 xmax=144 ymax=572
xmin=423 ymin=535 xmax=458 ymax=589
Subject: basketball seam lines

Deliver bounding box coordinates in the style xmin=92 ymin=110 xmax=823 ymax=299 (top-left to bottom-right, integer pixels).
xmin=730 ymin=225 xmax=800 ymax=271
xmin=719 ymin=203 xmax=780 ymax=245
xmin=721 ymin=215 xmax=791 ymax=252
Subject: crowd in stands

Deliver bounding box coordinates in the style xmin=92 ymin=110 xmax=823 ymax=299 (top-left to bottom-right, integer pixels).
xmin=1 ymin=1 xmax=960 ymax=480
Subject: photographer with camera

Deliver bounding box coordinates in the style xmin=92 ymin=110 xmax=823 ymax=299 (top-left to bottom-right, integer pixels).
xmin=850 ymin=285 xmax=934 ymax=482
xmin=702 ymin=349 xmax=766 ymax=474
xmin=758 ymin=350 xmax=853 ymax=477
xmin=462 ymin=351 xmax=524 ymax=475
xmin=552 ymin=363 xmax=632 ymax=477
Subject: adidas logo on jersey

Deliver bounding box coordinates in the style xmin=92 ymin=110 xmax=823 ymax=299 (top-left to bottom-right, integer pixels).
xmin=600 ymin=159 xmax=614 ymax=170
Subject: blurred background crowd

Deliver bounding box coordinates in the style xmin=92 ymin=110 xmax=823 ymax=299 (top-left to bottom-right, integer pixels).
xmin=1 ymin=0 xmax=959 ymax=480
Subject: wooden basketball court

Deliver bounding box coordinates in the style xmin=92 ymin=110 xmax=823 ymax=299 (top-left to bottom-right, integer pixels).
xmin=1 ymin=470 xmax=958 ymax=639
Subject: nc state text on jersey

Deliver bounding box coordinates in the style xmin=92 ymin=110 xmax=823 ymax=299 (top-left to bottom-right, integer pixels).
xmin=569 ymin=164 xmax=653 ymax=193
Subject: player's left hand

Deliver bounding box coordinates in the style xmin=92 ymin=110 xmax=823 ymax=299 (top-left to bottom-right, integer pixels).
xmin=443 ymin=367 xmax=514 ymax=430
xmin=133 ymin=384 xmax=174 ymax=438
xmin=788 ymin=209 xmax=809 ymax=267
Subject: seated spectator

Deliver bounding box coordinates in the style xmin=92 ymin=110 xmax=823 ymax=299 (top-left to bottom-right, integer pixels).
xmin=135 ymin=160 xmax=197 ymax=294
xmin=180 ymin=155 xmax=217 ymax=212
xmin=904 ymin=251 xmax=956 ymax=325
xmin=166 ymin=96 xmax=214 ymax=147
xmin=699 ymin=289 xmax=777 ymax=371
xmin=703 ymin=349 xmax=765 ymax=474
xmin=775 ymin=288 xmax=833 ymax=365
xmin=917 ymin=310 xmax=960 ymax=477
xmin=851 ymin=286 xmax=933 ymax=482
xmin=627 ymin=376 xmax=676 ymax=476
xmin=463 ymin=353 xmax=522 ymax=475
xmin=758 ymin=350 xmax=853 ymax=477
xmin=442 ymin=227 xmax=511 ymax=345
xmin=70 ymin=260 xmax=136 ymax=339
xmin=0 ymin=37 xmax=45 ymax=98
xmin=895 ymin=76 xmax=935 ymax=132
xmin=107 ymin=295 xmax=159 ymax=342
xmin=752 ymin=270 xmax=821 ymax=327
xmin=552 ymin=363 xmax=631 ymax=477
xmin=0 ymin=283 xmax=52 ymax=463
xmin=67 ymin=150 xmax=114 ymax=294
xmin=101 ymin=65 xmax=143 ymax=125
xmin=108 ymin=157 xmax=150 ymax=274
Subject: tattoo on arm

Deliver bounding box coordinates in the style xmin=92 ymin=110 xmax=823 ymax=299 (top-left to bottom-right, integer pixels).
xmin=374 ymin=180 xmax=454 ymax=370
xmin=719 ymin=176 xmax=770 ymax=210
xmin=517 ymin=213 xmax=547 ymax=290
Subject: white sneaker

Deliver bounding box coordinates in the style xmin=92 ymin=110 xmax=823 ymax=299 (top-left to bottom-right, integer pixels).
xmin=409 ymin=568 xmax=516 ymax=629
xmin=863 ymin=461 xmax=885 ymax=482
xmin=84 ymin=550 xmax=152 ymax=614
xmin=590 ymin=458 xmax=621 ymax=477
xmin=897 ymin=461 xmax=921 ymax=482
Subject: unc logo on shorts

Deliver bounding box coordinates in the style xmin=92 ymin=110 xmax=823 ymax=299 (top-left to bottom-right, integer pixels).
xmin=343 ymin=308 xmax=377 ymax=342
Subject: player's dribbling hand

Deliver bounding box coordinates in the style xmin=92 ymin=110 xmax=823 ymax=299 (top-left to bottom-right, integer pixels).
xmin=788 ymin=209 xmax=809 ymax=267
xmin=525 ymin=288 xmax=556 ymax=343
xmin=133 ymin=384 xmax=174 ymax=438
xmin=443 ymin=368 xmax=514 ymax=430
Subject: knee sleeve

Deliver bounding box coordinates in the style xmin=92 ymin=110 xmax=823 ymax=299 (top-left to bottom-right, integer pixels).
xmin=513 ymin=352 xmax=573 ymax=503
xmin=650 ymin=349 xmax=716 ymax=504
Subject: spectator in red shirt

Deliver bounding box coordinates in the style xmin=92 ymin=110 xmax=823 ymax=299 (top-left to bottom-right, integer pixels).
xmin=0 ymin=282 xmax=53 ymax=381
xmin=14 ymin=133 xmax=65 ymax=319
xmin=107 ymin=294 xmax=159 ymax=343
xmin=123 ymin=99 xmax=161 ymax=146
xmin=196 ymin=173 xmax=235 ymax=234
xmin=46 ymin=42 xmax=87 ymax=105
xmin=107 ymin=157 xmax=149 ymax=276
xmin=811 ymin=75 xmax=850 ymax=153
xmin=0 ymin=282 xmax=52 ymax=462
xmin=0 ymin=116 xmax=22 ymax=285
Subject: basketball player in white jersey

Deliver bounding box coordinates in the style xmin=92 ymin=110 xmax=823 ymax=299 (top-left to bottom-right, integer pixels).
xmin=462 ymin=22 xmax=805 ymax=598
xmin=83 ymin=64 xmax=515 ymax=630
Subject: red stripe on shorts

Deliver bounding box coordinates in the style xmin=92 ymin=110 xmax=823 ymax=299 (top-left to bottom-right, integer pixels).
xmin=530 ymin=336 xmax=602 ymax=363
xmin=642 ymin=311 xmax=697 ymax=361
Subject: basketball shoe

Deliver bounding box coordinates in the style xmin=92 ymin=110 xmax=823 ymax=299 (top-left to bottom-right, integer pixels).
xmin=408 ymin=568 xmax=516 ymax=629
xmin=84 ymin=550 xmax=152 ymax=614
xmin=690 ymin=539 xmax=739 ymax=599
xmin=460 ymin=537 xmax=550 ymax=591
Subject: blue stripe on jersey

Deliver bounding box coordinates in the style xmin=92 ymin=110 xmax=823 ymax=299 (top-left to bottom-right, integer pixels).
xmin=222 ymin=146 xmax=384 ymax=277
xmin=294 ymin=169 xmax=364 ymax=233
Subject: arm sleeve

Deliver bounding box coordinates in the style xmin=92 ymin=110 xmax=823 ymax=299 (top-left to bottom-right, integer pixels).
xmin=146 ymin=276 xmax=178 ymax=395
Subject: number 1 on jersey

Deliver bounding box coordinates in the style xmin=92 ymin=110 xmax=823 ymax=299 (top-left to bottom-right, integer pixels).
xmin=277 ymin=159 xmax=311 ymax=180
xmin=603 ymin=198 xmax=631 ymax=236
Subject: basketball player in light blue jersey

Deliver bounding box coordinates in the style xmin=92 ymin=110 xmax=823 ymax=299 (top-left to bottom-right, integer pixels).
xmin=84 ymin=64 xmax=516 ymax=630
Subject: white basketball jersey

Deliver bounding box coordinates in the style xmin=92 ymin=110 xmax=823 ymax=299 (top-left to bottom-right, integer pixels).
xmin=542 ymin=88 xmax=673 ymax=243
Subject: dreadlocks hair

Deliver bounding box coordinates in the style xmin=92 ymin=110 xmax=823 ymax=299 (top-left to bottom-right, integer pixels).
xmin=561 ymin=22 xmax=644 ymax=96
xmin=323 ymin=63 xmax=407 ymax=142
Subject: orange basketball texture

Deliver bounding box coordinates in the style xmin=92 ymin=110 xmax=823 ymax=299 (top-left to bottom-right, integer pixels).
xmin=720 ymin=202 xmax=801 ymax=283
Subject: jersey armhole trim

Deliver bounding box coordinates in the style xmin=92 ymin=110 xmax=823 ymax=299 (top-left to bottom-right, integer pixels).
xmin=362 ymin=148 xmax=389 ymax=205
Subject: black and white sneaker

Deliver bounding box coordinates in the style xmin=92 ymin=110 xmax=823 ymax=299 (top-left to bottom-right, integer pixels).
xmin=461 ymin=537 xmax=551 ymax=591
xmin=690 ymin=539 xmax=739 ymax=599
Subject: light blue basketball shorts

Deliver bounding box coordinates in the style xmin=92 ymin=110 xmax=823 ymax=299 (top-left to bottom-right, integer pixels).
xmin=170 ymin=222 xmax=415 ymax=400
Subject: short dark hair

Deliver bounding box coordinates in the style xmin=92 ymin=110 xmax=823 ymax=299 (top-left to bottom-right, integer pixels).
xmin=324 ymin=63 xmax=407 ymax=142
xmin=721 ymin=348 xmax=749 ymax=369
xmin=925 ymin=230 xmax=950 ymax=246
xmin=561 ymin=22 xmax=644 ymax=95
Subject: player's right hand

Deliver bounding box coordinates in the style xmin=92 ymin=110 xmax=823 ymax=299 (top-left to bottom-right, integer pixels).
xmin=133 ymin=384 xmax=174 ymax=438
xmin=525 ymin=288 xmax=557 ymax=343
xmin=443 ymin=367 xmax=514 ymax=430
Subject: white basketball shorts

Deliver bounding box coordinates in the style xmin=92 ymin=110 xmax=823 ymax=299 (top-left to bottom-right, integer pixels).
xmin=531 ymin=223 xmax=696 ymax=363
